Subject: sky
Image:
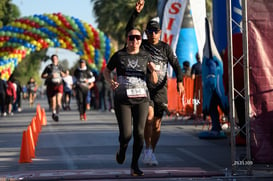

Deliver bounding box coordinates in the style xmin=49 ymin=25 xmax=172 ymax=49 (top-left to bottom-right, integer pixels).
xmin=11 ymin=0 xmax=98 ymax=69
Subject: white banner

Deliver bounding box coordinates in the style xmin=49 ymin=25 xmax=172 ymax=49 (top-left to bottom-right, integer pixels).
xmin=189 ymin=0 xmax=206 ymax=62
xmin=160 ymin=0 xmax=188 ymax=53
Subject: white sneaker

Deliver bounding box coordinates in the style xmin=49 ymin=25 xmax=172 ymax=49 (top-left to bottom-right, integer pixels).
xmin=142 ymin=148 xmax=152 ymax=165
xmin=149 ymin=153 xmax=159 ymax=166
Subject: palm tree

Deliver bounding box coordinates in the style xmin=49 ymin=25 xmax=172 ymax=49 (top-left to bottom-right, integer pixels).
xmin=91 ymin=0 xmax=157 ymax=48
xmin=0 ymin=0 xmax=20 ymax=27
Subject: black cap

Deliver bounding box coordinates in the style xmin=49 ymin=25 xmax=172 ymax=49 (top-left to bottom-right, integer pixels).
xmin=79 ymin=59 xmax=85 ymax=63
xmin=146 ymin=20 xmax=160 ymax=30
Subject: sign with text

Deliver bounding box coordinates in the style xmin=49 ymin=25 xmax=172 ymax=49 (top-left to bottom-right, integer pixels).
xmin=161 ymin=0 xmax=187 ymax=52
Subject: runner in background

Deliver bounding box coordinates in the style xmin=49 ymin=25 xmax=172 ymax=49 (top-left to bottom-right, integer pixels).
xmin=74 ymin=59 xmax=95 ymax=121
xmin=62 ymin=70 xmax=74 ymax=111
xmin=27 ymin=77 xmax=38 ymax=108
xmin=41 ymin=54 xmax=65 ymax=122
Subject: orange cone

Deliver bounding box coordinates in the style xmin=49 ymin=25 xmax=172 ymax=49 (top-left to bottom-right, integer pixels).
xmin=34 ymin=116 xmax=41 ymax=133
xmin=27 ymin=126 xmax=35 ymax=158
xmin=36 ymin=104 xmax=42 ymax=123
xmin=41 ymin=108 xmax=47 ymax=126
xmin=30 ymin=120 xmax=38 ymax=146
xmin=19 ymin=130 xmax=32 ymax=163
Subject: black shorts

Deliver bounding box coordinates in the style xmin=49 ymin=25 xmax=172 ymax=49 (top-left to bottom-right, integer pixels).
xmin=6 ymin=95 xmax=13 ymax=104
xmin=149 ymin=87 xmax=168 ymax=118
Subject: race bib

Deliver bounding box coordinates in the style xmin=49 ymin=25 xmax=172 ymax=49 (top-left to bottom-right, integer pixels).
xmin=155 ymin=64 xmax=161 ymax=71
xmin=126 ymin=88 xmax=147 ymax=98
xmin=52 ymin=77 xmax=62 ymax=84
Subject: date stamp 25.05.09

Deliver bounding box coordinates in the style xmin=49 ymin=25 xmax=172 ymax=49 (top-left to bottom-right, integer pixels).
xmin=232 ymin=160 xmax=253 ymax=166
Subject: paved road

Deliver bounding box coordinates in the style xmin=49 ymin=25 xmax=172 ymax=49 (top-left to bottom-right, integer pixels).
xmin=0 ymin=98 xmax=271 ymax=180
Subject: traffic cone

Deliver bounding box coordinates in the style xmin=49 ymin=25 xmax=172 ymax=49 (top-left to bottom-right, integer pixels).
xmin=19 ymin=130 xmax=32 ymax=163
xmin=34 ymin=116 xmax=41 ymax=133
xmin=30 ymin=119 xmax=38 ymax=146
xmin=36 ymin=104 xmax=42 ymax=124
xmin=41 ymin=108 xmax=47 ymax=126
xmin=27 ymin=126 xmax=35 ymax=158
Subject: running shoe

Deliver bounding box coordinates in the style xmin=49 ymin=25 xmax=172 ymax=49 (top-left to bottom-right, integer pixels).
xmin=55 ymin=114 xmax=59 ymax=122
xmin=131 ymin=167 xmax=144 ymax=176
xmin=142 ymin=148 xmax=152 ymax=165
xmin=52 ymin=113 xmax=59 ymax=122
xmin=83 ymin=113 xmax=87 ymax=121
xmin=80 ymin=114 xmax=84 ymax=121
xmin=149 ymin=153 xmax=159 ymax=166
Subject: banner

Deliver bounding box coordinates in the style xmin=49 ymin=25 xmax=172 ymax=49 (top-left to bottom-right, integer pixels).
xmin=248 ymin=0 xmax=273 ymax=163
xmin=189 ymin=0 xmax=206 ymax=61
xmin=160 ymin=0 xmax=187 ymax=77
xmin=160 ymin=0 xmax=188 ymax=53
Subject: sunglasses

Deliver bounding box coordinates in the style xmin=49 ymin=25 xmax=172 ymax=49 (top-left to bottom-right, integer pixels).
xmin=128 ymin=35 xmax=142 ymax=41
xmin=146 ymin=29 xmax=160 ymax=34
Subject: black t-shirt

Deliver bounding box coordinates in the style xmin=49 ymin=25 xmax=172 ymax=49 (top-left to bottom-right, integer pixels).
xmin=191 ymin=62 xmax=202 ymax=76
xmin=42 ymin=64 xmax=64 ymax=85
xmin=107 ymin=48 xmax=152 ymax=105
xmin=74 ymin=67 xmax=95 ymax=91
xmin=141 ymin=40 xmax=183 ymax=103
xmin=126 ymin=10 xmax=183 ymax=104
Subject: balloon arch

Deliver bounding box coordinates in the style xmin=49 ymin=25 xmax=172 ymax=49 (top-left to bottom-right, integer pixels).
xmin=0 ymin=12 xmax=114 ymax=80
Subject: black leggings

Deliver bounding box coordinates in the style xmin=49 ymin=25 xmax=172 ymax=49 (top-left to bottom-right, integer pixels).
xmin=114 ymin=101 xmax=149 ymax=168
xmin=76 ymin=88 xmax=88 ymax=115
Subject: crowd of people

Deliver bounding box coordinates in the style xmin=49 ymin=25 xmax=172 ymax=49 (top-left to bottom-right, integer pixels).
xmin=0 ymin=74 xmax=22 ymax=117
xmin=0 ymin=56 xmax=115 ymax=119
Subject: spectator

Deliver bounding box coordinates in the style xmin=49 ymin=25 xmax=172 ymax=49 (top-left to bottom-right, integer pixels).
xmin=191 ymin=53 xmax=202 ymax=118
xmin=6 ymin=77 xmax=16 ymax=116
xmin=98 ymin=70 xmax=114 ymax=112
xmin=12 ymin=76 xmax=22 ymax=112
xmin=182 ymin=60 xmax=191 ymax=78
xmin=191 ymin=53 xmax=202 ymax=80
xmin=0 ymin=73 xmax=7 ymax=116
xmin=27 ymin=77 xmax=38 ymax=108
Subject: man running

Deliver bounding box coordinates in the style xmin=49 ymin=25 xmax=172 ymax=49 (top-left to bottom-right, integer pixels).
xmin=126 ymin=0 xmax=184 ymax=166
xmin=41 ymin=54 xmax=65 ymax=122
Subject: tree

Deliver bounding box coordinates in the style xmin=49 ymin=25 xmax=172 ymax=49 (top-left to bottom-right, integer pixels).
xmin=0 ymin=0 xmax=48 ymax=86
xmin=0 ymin=0 xmax=20 ymax=27
xmin=13 ymin=49 xmax=48 ymax=86
xmin=90 ymin=0 xmax=157 ymax=48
